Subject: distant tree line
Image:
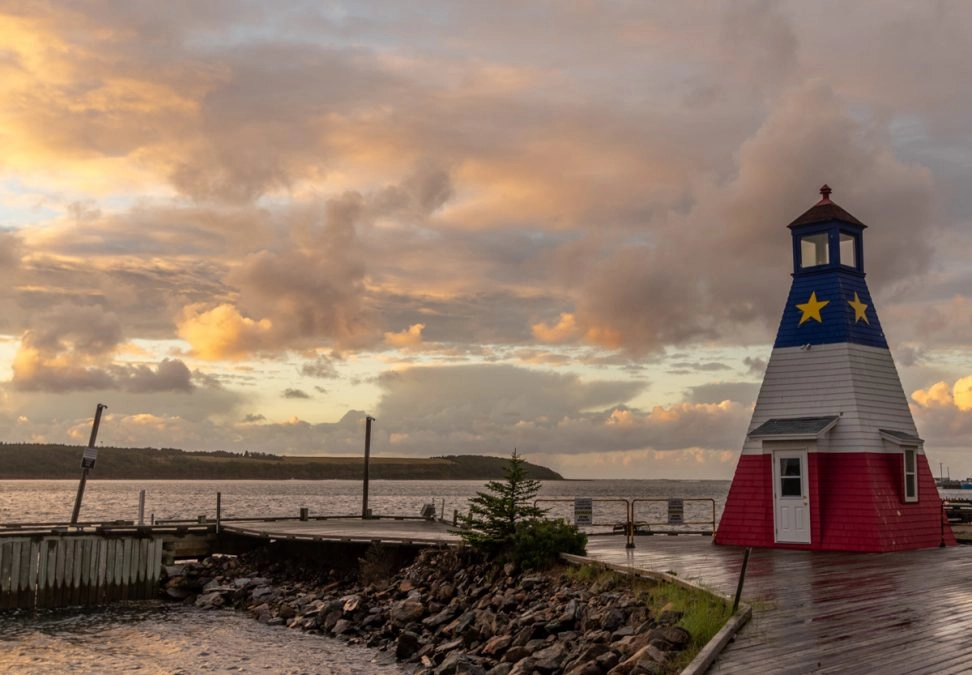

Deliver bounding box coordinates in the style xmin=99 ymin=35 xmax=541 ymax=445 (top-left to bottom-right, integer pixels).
xmin=0 ymin=444 xmax=563 ymax=481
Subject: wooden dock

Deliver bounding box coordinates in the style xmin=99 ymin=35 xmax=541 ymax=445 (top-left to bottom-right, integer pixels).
xmin=0 ymin=516 xmax=459 ymax=608
xmin=585 ymin=535 xmax=972 ymax=674
xmin=221 ymin=516 xmax=461 ymax=546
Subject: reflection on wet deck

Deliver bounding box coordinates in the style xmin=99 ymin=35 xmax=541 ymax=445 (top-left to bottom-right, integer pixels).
xmin=585 ymin=535 xmax=972 ymax=674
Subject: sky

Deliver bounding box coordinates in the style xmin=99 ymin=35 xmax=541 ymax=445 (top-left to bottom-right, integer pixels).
xmin=1 ymin=1 xmax=971 ymax=480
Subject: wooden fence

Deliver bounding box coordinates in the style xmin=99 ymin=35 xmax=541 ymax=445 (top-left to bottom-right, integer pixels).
xmin=0 ymin=534 xmax=163 ymax=609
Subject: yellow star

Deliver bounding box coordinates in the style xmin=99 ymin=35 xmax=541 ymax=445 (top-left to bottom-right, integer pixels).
xmin=796 ymin=291 xmax=829 ymax=325
xmin=848 ymin=292 xmax=869 ymax=324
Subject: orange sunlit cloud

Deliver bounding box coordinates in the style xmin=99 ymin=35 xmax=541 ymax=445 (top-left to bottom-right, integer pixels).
xmin=177 ymin=304 xmax=274 ymax=360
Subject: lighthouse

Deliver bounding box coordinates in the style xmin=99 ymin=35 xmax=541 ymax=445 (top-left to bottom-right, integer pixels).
xmin=715 ymin=186 xmax=953 ymax=551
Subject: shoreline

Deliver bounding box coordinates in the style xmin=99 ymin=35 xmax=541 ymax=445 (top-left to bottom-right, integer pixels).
xmin=163 ymin=545 xmax=703 ymax=674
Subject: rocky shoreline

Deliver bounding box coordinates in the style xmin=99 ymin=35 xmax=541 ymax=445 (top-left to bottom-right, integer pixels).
xmin=161 ymin=545 xmax=696 ymax=675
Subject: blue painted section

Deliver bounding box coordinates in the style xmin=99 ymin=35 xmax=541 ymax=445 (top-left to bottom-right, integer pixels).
xmin=774 ymin=269 xmax=887 ymax=349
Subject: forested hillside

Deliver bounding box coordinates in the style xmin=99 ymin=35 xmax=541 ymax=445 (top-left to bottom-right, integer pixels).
xmin=0 ymin=444 xmax=563 ymax=480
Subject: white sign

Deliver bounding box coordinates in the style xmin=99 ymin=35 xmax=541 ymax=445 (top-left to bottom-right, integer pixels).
xmin=574 ymin=497 xmax=593 ymax=526
xmin=81 ymin=446 xmax=98 ymax=470
xmin=668 ymin=498 xmax=684 ymax=525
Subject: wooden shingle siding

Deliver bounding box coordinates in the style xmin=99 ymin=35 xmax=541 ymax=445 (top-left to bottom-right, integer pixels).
xmin=742 ymin=343 xmax=916 ymax=456
xmin=774 ymin=269 xmax=887 ymax=350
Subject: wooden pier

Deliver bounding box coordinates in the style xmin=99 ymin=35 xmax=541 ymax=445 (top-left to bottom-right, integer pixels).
xmin=0 ymin=516 xmax=459 ymax=609
xmin=0 ymin=532 xmax=163 ymax=609
xmin=585 ymin=536 xmax=972 ymax=674
xmin=221 ymin=516 xmax=460 ymax=546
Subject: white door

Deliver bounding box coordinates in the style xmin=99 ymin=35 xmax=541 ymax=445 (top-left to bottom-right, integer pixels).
xmin=773 ymin=449 xmax=810 ymax=544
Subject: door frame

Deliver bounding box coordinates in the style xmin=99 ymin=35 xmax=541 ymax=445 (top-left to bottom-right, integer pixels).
xmin=772 ymin=448 xmax=811 ymax=544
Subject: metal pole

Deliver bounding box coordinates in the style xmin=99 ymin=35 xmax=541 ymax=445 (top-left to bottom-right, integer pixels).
xmin=362 ymin=416 xmax=374 ymax=519
xmin=216 ymin=491 xmax=222 ymax=534
xmin=625 ymin=499 xmax=635 ymax=549
xmin=138 ymin=490 xmax=146 ymax=525
xmin=941 ymin=498 xmax=946 ymax=548
xmin=70 ymin=403 xmax=107 ymax=526
xmin=733 ymin=547 xmax=752 ymax=613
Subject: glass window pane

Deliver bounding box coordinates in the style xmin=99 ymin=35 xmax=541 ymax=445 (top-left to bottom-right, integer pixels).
xmin=781 ymin=477 xmax=802 ymax=497
xmin=801 ymin=233 xmax=829 ymax=267
xmin=905 ymin=474 xmax=916 ymax=498
xmin=840 ymin=232 xmax=857 ymax=267
xmin=904 ymin=450 xmax=915 ymax=473
xmin=781 ymin=458 xmax=801 ymax=477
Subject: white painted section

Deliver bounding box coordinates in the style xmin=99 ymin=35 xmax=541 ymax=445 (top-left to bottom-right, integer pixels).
xmin=741 ymin=343 xmax=918 ymax=456
xmin=773 ymin=449 xmax=810 ymax=543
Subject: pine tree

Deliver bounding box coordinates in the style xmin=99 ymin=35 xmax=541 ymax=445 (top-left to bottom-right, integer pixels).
xmin=460 ymin=449 xmax=548 ymax=549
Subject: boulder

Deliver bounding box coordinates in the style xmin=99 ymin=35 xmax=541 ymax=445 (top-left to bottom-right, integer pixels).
xmin=390 ymin=598 xmax=426 ymax=626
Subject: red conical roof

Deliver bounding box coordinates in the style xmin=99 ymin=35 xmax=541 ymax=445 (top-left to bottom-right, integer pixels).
xmin=788 ymin=184 xmax=866 ymax=229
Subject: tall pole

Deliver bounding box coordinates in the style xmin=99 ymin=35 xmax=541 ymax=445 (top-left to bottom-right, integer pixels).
xmin=70 ymin=403 xmax=107 ymax=526
xmin=362 ymin=416 xmax=374 ymax=519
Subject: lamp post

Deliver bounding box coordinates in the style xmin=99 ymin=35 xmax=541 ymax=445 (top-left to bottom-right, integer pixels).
xmin=362 ymin=415 xmax=374 ymax=519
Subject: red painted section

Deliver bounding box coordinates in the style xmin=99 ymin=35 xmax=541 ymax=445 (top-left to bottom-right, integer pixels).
xmin=715 ymin=454 xmax=773 ymax=547
xmin=716 ymin=452 xmax=954 ymax=551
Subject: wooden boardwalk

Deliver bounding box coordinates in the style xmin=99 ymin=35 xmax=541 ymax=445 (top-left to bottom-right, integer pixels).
xmin=585 ymin=536 xmax=972 ymax=674
xmin=222 ymin=517 xmax=461 ymax=546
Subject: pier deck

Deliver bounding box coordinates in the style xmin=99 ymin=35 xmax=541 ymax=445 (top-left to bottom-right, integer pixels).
xmin=585 ymin=536 xmax=972 ymax=674
xmin=222 ymin=517 xmax=461 ymax=546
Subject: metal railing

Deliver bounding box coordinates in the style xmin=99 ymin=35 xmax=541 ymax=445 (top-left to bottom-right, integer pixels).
xmin=631 ymin=498 xmax=716 ymax=535
xmin=533 ymin=496 xmax=718 ymax=549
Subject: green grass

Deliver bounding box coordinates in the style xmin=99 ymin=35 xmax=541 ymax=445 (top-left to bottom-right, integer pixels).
xmin=566 ymin=563 xmax=733 ymax=672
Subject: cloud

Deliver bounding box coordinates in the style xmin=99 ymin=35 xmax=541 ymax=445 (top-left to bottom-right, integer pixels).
xmin=117 ymin=358 xmax=194 ymax=394
xmin=384 ymin=323 xmax=425 ymax=348
xmin=742 ymin=356 xmax=767 ymax=376
xmin=283 ymin=388 xmax=311 ymax=399
xmin=10 ymin=304 xmax=194 ymax=394
xmin=2 ymin=3 xmax=971 ymax=476
xmin=364 ymin=364 xmax=749 ymax=459
xmin=532 ymin=313 xmax=581 ymax=344
xmin=177 ymin=303 xmax=274 ymax=360
xmin=300 ymin=354 xmax=340 ymax=379
xmin=685 ymin=382 xmax=760 ymax=407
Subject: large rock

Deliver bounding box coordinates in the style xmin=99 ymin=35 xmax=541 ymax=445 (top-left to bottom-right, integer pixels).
xmin=396 ymin=631 xmax=421 ymax=660
xmin=390 ymin=598 xmax=426 ymax=626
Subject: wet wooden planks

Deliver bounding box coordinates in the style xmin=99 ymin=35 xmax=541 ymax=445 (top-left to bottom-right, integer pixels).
xmin=223 ymin=517 xmax=462 ymax=545
xmin=0 ymin=535 xmax=163 ymax=609
xmin=585 ymin=536 xmax=972 ymax=674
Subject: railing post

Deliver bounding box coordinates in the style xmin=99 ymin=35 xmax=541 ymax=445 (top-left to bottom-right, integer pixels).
xmin=626 ymin=499 xmax=635 ymax=549
xmin=216 ymin=492 xmax=222 ymax=535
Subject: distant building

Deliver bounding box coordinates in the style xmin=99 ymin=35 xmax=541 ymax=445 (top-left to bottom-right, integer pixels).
xmin=715 ymin=186 xmax=954 ymax=551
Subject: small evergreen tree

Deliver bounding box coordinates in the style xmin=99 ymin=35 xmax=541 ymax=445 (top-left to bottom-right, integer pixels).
xmin=459 ymin=449 xmax=547 ymax=550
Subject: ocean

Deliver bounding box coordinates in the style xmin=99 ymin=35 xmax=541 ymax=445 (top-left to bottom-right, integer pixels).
xmin=0 ymin=478 xmax=729 ymax=674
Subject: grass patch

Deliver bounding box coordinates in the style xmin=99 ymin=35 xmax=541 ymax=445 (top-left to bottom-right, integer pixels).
xmin=566 ymin=563 xmax=733 ymax=672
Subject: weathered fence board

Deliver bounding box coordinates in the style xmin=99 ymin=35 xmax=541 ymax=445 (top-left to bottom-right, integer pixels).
xmin=0 ymin=534 xmax=162 ymax=609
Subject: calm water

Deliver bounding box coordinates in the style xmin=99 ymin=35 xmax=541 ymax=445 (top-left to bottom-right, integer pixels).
xmin=0 ymin=479 xmax=729 ymax=674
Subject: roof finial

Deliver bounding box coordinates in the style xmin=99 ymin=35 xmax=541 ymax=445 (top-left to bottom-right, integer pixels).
xmin=819 ymin=184 xmax=832 ymax=203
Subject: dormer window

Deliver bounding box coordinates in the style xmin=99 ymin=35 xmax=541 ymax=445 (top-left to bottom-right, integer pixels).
xmin=800 ymin=233 xmax=829 ymax=268
xmin=840 ymin=232 xmax=858 ymax=268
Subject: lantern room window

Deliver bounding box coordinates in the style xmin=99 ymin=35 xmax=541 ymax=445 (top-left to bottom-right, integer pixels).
xmin=840 ymin=232 xmax=858 ymax=268
xmin=800 ymin=233 xmax=829 ymax=268
xmin=903 ymin=448 xmax=918 ymax=502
